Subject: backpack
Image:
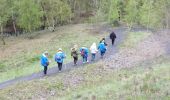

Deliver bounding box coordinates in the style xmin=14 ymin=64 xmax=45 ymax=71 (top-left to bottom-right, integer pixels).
xmin=55 ymin=54 xmax=62 ymax=61
xmin=80 ymin=49 xmax=85 ymax=56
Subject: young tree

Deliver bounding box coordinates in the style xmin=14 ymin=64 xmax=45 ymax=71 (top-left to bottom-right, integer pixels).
xmin=6 ymin=0 xmax=19 ymax=35
xmin=0 ymin=0 xmax=10 ymax=45
xmin=40 ymin=0 xmax=72 ymax=27
xmin=17 ymin=0 xmax=43 ymax=33
xmin=124 ymin=0 xmax=141 ymax=29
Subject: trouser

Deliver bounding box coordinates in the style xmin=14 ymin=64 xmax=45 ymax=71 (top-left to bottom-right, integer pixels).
xmin=111 ymin=39 xmax=115 ymax=45
xmin=43 ymin=66 xmax=48 ymax=75
xmin=73 ymin=57 xmax=78 ymax=65
xmin=91 ymin=53 xmax=96 ymax=61
xmin=57 ymin=62 xmax=63 ymax=71
xmin=100 ymin=51 xmax=105 ymax=57
xmin=82 ymin=56 xmax=88 ymax=63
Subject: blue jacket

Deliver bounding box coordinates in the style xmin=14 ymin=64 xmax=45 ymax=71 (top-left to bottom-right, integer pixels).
xmin=55 ymin=52 xmax=66 ymax=63
xmin=98 ymin=42 xmax=106 ymax=52
xmin=80 ymin=47 xmax=89 ymax=57
xmin=40 ymin=54 xmax=49 ymax=67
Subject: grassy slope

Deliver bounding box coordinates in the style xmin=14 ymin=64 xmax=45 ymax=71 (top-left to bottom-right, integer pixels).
xmin=0 ymin=24 xmax=106 ymax=83
xmin=63 ymin=59 xmax=170 ymax=100
xmin=0 ymin=30 xmax=169 ymax=100
xmin=0 ymin=57 xmax=169 ymax=100
xmin=119 ymin=31 xmax=151 ymax=48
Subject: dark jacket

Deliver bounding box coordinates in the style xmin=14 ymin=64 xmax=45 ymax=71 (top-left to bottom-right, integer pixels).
xmin=71 ymin=50 xmax=78 ymax=58
xmin=110 ymin=32 xmax=116 ymax=39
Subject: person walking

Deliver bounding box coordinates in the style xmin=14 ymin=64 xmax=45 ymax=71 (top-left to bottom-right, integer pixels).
xmin=98 ymin=41 xmax=107 ymax=58
xmin=55 ymin=48 xmax=66 ymax=72
xmin=71 ymin=47 xmax=79 ymax=65
xmin=80 ymin=47 xmax=89 ymax=63
xmin=90 ymin=42 xmax=98 ymax=61
xmin=40 ymin=51 xmax=49 ymax=75
xmin=110 ymin=31 xmax=117 ymax=45
xmin=100 ymin=38 xmax=108 ymax=46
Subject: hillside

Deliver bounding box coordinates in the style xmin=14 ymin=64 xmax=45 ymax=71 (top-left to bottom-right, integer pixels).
xmin=0 ymin=0 xmax=170 ymax=99
xmin=0 ymin=24 xmax=169 ymax=99
xmin=0 ymin=23 xmax=109 ymax=83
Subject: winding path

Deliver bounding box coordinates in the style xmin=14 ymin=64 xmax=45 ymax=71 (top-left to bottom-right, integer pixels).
xmin=0 ymin=26 xmax=145 ymax=90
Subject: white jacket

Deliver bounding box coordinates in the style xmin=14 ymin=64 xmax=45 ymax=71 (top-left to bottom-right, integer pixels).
xmin=90 ymin=43 xmax=98 ymax=54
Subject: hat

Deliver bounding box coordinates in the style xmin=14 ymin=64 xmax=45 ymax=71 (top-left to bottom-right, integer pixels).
xmin=58 ymin=48 xmax=62 ymax=51
xmin=44 ymin=51 xmax=48 ymax=54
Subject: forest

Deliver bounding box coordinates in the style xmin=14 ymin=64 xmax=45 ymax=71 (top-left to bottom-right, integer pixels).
xmin=0 ymin=0 xmax=170 ymax=44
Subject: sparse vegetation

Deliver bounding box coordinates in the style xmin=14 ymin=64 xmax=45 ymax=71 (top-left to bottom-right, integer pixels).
xmin=0 ymin=56 xmax=169 ymax=100
xmin=0 ymin=0 xmax=170 ymax=99
xmin=119 ymin=31 xmax=151 ymax=48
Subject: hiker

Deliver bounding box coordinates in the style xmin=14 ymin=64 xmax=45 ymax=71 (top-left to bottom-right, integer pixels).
xmin=54 ymin=48 xmax=66 ymax=72
xmin=98 ymin=41 xmax=107 ymax=58
xmin=71 ymin=47 xmax=79 ymax=65
xmin=90 ymin=42 xmax=98 ymax=61
xmin=40 ymin=51 xmax=49 ymax=75
xmin=110 ymin=31 xmax=117 ymax=45
xmin=80 ymin=47 xmax=89 ymax=63
xmin=100 ymin=38 xmax=107 ymax=46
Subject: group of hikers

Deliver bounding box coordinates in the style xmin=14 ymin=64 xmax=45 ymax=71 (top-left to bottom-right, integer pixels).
xmin=40 ymin=31 xmax=116 ymax=75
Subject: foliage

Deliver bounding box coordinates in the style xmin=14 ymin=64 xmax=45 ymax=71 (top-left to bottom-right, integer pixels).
xmin=1 ymin=0 xmax=170 ymax=34
xmin=17 ymin=0 xmax=43 ymax=32
xmin=40 ymin=0 xmax=72 ymax=27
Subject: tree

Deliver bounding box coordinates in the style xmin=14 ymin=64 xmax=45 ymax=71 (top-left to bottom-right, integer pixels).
xmin=17 ymin=0 xmax=43 ymax=33
xmin=40 ymin=0 xmax=72 ymax=28
xmin=6 ymin=0 xmax=19 ymax=35
xmin=124 ymin=0 xmax=141 ymax=29
xmin=0 ymin=0 xmax=10 ymax=45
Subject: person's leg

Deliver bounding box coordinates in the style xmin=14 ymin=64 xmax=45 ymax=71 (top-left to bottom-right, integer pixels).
xmin=73 ymin=57 xmax=76 ymax=65
xmin=112 ymin=39 xmax=115 ymax=45
xmin=85 ymin=57 xmax=88 ymax=62
xmin=57 ymin=62 xmax=61 ymax=71
xmin=101 ymin=51 xmax=105 ymax=58
xmin=44 ymin=66 xmax=47 ymax=75
xmin=74 ymin=57 xmax=78 ymax=65
xmin=83 ymin=56 xmax=86 ymax=63
xmin=100 ymin=51 xmax=103 ymax=57
xmin=91 ymin=54 xmax=95 ymax=61
xmin=93 ymin=54 xmax=96 ymax=60
xmin=60 ymin=63 xmax=63 ymax=70
xmin=91 ymin=54 xmax=93 ymax=61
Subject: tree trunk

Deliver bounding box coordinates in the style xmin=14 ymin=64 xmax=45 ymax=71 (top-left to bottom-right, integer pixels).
xmin=52 ymin=18 xmax=55 ymax=28
xmin=40 ymin=2 xmax=46 ymax=30
xmin=0 ymin=25 xmax=5 ymax=45
xmin=12 ymin=11 xmax=17 ymax=35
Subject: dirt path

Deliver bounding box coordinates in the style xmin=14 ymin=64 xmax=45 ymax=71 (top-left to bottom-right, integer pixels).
xmin=0 ymin=27 xmax=146 ymax=89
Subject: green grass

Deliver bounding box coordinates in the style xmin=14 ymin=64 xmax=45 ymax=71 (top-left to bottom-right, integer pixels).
xmin=120 ymin=31 xmax=151 ymax=48
xmin=0 ymin=24 xmax=107 ymax=83
xmin=0 ymin=56 xmax=169 ymax=100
